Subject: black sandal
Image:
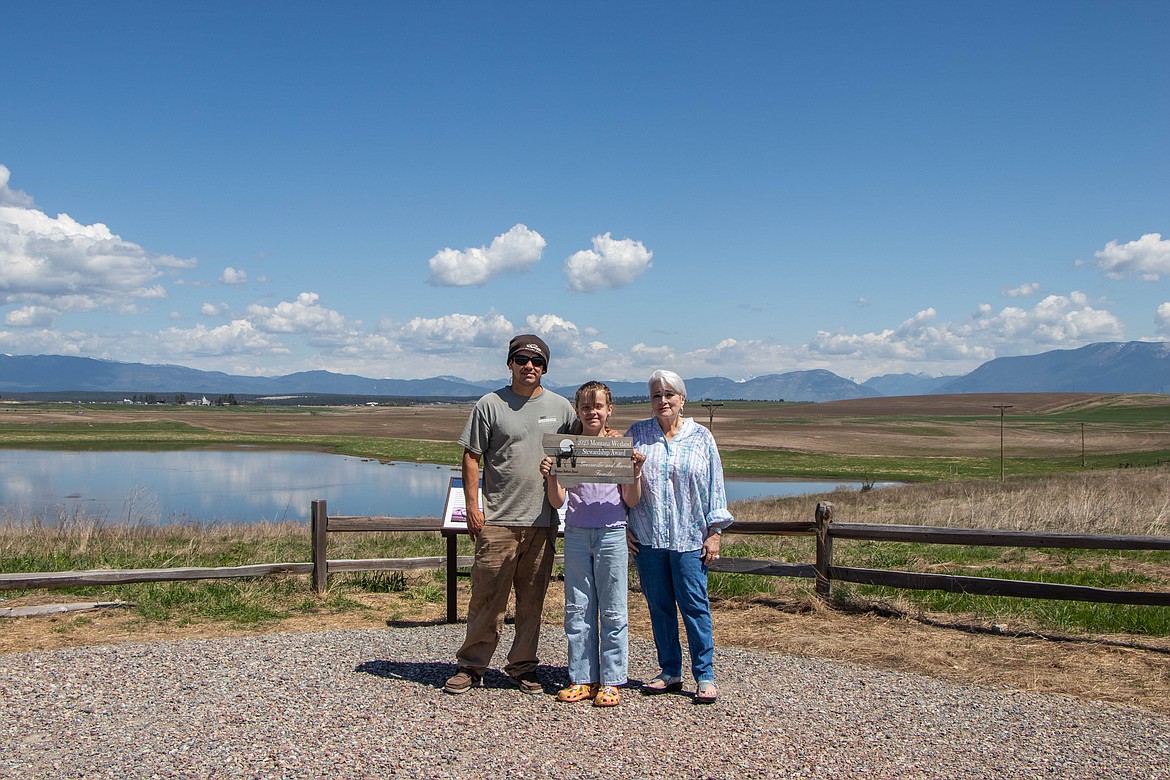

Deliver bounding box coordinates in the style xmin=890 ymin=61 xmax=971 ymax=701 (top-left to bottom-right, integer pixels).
xmin=694 ymin=681 xmax=718 ymax=704
xmin=640 ymin=674 xmax=683 ymax=695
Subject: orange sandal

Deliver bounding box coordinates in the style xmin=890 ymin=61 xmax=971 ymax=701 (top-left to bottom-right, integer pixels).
xmin=557 ymin=683 xmax=599 ymax=703
xmin=593 ymin=685 xmax=621 ymax=707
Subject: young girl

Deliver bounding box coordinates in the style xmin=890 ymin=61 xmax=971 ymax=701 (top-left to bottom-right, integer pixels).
xmin=540 ymin=381 xmax=644 ymax=707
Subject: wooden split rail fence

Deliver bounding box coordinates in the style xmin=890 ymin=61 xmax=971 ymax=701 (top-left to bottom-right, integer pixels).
xmin=4 ymin=500 xmax=1170 ymax=623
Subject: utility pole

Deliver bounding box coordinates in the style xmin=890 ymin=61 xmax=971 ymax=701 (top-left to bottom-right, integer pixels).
xmin=701 ymin=401 xmax=723 ymax=432
xmin=1081 ymin=422 xmax=1086 ymax=467
xmin=993 ymin=404 xmax=1013 ymax=482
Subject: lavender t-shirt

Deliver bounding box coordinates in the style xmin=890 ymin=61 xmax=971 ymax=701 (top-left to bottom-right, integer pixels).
xmin=564 ymin=482 xmax=627 ymax=529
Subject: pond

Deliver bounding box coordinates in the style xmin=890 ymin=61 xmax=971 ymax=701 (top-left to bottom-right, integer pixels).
xmin=0 ymin=449 xmax=887 ymax=525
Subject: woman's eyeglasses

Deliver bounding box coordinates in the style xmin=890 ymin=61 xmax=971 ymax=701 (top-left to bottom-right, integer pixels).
xmin=512 ymin=355 xmax=546 ymax=368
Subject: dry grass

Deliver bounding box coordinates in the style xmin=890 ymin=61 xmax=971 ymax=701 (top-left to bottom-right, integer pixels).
xmin=735 ymin=465 xmax=1170 ymax=536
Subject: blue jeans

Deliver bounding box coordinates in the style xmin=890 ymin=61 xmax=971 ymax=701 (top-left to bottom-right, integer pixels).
xmin=563 ymin=525 xmax=629 ymax=686
xmin=634 ymin=546 xmax=714 ymax=684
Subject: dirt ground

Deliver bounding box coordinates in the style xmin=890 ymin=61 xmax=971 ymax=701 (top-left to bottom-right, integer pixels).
xmin=4 ymin=579 xmax=1168 ymax=715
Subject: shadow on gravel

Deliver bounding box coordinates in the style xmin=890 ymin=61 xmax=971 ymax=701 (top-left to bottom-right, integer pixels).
xmin=355 ymin=660 xmax=573 ymax=694
xmin=355 ymin=659 xmax=671 ymax=701
xmin=383 ymin=618 xmax=447 ymax=629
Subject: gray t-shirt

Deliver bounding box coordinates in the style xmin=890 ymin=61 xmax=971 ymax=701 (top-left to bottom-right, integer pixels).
xmin=459 ymin=386 xmax=575 ymax=527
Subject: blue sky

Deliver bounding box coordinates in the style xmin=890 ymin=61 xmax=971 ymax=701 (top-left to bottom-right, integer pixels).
xmin=2 ymin=1 xmax=1167 ymax=385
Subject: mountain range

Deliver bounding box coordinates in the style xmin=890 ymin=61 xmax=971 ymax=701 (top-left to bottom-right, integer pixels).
xmin=1 ymin=341 xmax=1168 ymax=402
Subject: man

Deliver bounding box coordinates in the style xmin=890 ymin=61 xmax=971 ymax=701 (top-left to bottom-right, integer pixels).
xmin=443 ymin=334 xmax=575 ymax=695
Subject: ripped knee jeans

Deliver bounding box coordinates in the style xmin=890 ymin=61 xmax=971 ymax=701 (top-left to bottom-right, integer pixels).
xmin=562 ymin=524 xmax=629 ymax=686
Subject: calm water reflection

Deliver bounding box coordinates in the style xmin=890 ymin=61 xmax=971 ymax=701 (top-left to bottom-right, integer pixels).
xmin=0 ymin=449 xmax=884 ymax=525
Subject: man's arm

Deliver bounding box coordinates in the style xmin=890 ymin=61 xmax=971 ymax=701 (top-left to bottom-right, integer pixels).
xmin=462 ymin=448 xmax=485 ymax=538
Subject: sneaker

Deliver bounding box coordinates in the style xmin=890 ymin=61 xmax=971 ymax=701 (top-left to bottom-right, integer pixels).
xmin=443 ymin=668 xmax=481 ymax=695
xmin=509 ymin=670 xmax=544 ymax=695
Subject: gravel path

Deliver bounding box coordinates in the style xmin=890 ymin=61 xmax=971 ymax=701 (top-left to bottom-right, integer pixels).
xmin=2 ymin=625 xmax=1167 ymax=779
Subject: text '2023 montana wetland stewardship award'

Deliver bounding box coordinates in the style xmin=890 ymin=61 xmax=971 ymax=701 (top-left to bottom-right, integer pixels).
xmin=543 ymin=434 xmax=635 ymax=487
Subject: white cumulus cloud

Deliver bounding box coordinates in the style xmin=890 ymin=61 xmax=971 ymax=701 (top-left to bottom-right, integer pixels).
xmin=1093 ymin=233 xmax=1170 ymax=280
xmin=246 ymin=292 xmax=350 ymax=336
xmin=519 ymin=313 xmax=582 ymax=369
xmin=808 ymin=292 xmax=1124 ymax=372
xmin=0 ymin=165 xmax=35 ymax=207
xmin=4 ymin=305 xmax=58 ymax=328
xmin=1157 ymin=303 xmax=1170 ymax=337
xmin=157 ymin=320 xmax=288 ymax=357
xmin=564 ymin=233 xmax=653 ymax=293
xmin=1002 ymin=282 xmax=1040 ymax=298
xmin=0 ymin=327 xmax=110 ymax=357
xmin=397 ymin=310 xmax=515 ymax=351
xmin=427 ymin=224 xmax=546 ymax=286
xmin=969 ymin=292 xmax=1123 ymax=346
xmin=220 ymin=267 xmax=248 ymax=285
xmin=0 ymin=165 xmax=195 ymax=312
xmin=524 ymin=313 xmax=579 ymax=342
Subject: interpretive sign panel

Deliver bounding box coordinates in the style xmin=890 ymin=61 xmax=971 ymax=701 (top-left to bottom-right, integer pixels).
xmin=441 ymin=474 xmax=565 ymax=531
xmin=543 ymin=434 xmax=635 ymax=487
xmin=440 ymin=476 xmax=482 ymax=532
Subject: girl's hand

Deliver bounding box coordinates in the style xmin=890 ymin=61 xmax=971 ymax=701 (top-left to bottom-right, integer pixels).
xmin=539 ymin=456 xmax=554 ymax=478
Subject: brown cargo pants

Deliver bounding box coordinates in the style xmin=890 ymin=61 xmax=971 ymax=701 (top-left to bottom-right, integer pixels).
xmin=455 ymin=524 xmax=556 ymax=677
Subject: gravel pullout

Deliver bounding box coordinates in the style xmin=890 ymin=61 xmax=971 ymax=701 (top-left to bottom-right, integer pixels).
xmin=2 ymin=625 xmax=1167 ymax=779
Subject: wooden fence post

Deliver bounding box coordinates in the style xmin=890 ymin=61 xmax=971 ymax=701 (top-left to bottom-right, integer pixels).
xmin=815 ymin=501 xmax=835 ymax=600
xmin=311 ymin=499 xmax=328 ymax=595
xmin=445 ymin=533 xmax=459 ymax=624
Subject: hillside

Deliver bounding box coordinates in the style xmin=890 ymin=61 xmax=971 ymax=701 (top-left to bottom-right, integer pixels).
xmin=2 ymin=341 xmax=1168 ymax=401
xmin=939 ymin=341 xmax=1170 ymax=394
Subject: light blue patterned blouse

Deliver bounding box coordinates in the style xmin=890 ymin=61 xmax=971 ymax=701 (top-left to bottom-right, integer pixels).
xmin=625 ymin=417 xmax=734 ymax=552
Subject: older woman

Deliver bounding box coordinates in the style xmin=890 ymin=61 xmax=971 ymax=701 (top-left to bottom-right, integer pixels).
xmin=624 ymin=369 xmax=733 ymax=703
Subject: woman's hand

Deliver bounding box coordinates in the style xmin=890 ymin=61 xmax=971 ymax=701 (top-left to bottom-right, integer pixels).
xmin=701 ymin=532 xmax=722 ymax=565
xmin=631 ymin=449 xmax=646 ymax=478
xmin=539 ymin=456 xmax=554 ymax=478
xmin=626 ymin=529 xmax=640 ymax=556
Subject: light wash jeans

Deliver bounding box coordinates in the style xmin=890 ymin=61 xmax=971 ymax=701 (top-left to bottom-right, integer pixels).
xmin=563 ymin=525 xmax=629 ymax=687
xmin=633 ymin=546 xmax=714 ymax=684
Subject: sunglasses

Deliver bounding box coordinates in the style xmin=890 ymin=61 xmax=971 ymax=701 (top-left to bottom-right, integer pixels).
xmin=512 ymin=355 xmax=546 ymax=368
